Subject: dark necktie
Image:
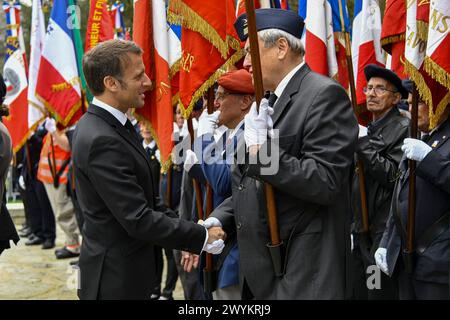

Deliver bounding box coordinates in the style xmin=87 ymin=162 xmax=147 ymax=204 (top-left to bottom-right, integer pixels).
xmin=145 ymin=146 xmax=151 ymax=157
xmin=268 ymin=93 xmax=278 ymax=108
xmin=124 ymin=119 xmax=139 ymax=142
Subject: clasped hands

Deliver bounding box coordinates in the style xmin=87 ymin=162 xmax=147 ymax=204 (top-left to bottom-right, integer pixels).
xmin=181 ymin=217 xmax=225 ymax=272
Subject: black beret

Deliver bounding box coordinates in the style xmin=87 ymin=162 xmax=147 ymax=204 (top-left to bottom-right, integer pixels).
xmin=364 ymin=64 xmax=408 ymax=99
xmin=402 ymin=79 xmax=413 ymax=94
xmin=234 ymin=8 xmax=304 ymax=42
xmin=0 ymin=74 xmax=6 ymax=104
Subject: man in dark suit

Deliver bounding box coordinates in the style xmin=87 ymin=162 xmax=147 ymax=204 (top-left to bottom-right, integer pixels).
xmin=206 ymin=9 xmax=358 ymax=299
xmin=376 ymin=93 xmax=450 ymax=299
xmin=72 ymin=39 xmax=226 ymax=300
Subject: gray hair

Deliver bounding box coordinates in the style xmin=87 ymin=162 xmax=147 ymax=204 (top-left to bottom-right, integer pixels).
xmin=258 ymin=29 xmax=305 ymax=56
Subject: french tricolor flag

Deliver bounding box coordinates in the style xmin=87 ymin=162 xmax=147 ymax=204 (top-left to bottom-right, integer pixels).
xmin=351 ymin=0 xmax=385 ymax=105
xmin=35 ymin=0 xmax=82 ymax=126
xmin=299 ymin=0 xmax=338 ymax=79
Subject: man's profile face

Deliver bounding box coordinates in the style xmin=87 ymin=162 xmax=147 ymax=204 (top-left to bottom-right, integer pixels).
xmin=408 ymin=93 xmax=430 ymax=133
xmin=214 ymin=86 xmax=242 ymax=128
xmin=115 ymin=53 xmax=152 ymax=110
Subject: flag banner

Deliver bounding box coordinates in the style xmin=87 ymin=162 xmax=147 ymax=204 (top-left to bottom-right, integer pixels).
xmin=404 ymin=0 xmax=450 ymax=129
xmin=424 ymin=1 xmax=450 ymax=90
xmin=133 ymin=0 xmax=175 ymax=170
xmin=110 ymin=0 xmax=126 ymax=39
xmin=35 ymin=0 xmax=82 ymax=127
xmin=2 ymin=0 xmax=30 ymax=153
xmin=27 ymin=0 xmax=46 ymax=132
xmin=85 ymin=0 xmax=114 ymax=51
xmin=168 ymin=0 xmax=244 ymax=119
xmin=351 ymin=0 xmax=385 ymax=106
xmin=236 ymin=0 xmax=262 ymax=17
xmin=271 ymin=0 xmax=289 ymax=9
xmin=167 ymin=17 xmax=181 ymax=107
xmin=381 ymin=0 xmax=407 ymax=78
xmin=299 ymin=0 xmax=338 ymax=79
xmin=330 ymin=0 xmax=351 ymax=90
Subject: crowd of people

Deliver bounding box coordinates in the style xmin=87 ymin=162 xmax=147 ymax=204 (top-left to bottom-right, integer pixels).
xmin=0 ymin=8 xmax=449 ymax=300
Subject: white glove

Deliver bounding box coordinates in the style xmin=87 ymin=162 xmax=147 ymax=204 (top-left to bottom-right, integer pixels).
xmin=44 ymin=117 xmax=56 ymax=133
xmin=244 ymin=99 xmax=274 ymax=148
xmin=197 ymin=109 xmax=220 ymax=137
xmin=374 ymin=247 xmax=389 ymax=275
xmin=203 ymin=239 xmax=225 ymax=255
xmin=401 ymin=138 xmax=432 ymax=161
xmin=183 ymin=149 xmax=199 ymax=173
xmin=203 ymin=217 xmax=222 ymax=229
xmin=358 ymin=125 xmax=368 ymax=138
xmin=18 ymin=175 xmax=26 ymax=190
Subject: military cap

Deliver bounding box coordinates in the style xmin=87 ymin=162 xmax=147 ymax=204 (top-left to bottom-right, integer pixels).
xmin=364 ymin=64 xmax=408 ymax=99
xmin=193 ymin=99 xmax=204 ymax=111
xmin=234 ymin=8 xmax=304 ymax=41
xmin=402 ymin=79 xmax=413 ymax=94
xmin=218 ymin=69 xmax=254 ymax=95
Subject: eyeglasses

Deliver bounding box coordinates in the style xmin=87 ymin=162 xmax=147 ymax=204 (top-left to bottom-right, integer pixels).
xmin=363 ymin=86 xmax=398 ymax=96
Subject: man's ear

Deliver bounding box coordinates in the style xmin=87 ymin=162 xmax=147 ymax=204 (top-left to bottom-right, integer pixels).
xmin=393 ymin=92 xmax=402 ymax=105
xmin=103 ymin=76 xmax=119 ymax=92
xmin=277 ymin=37 xmax=289 ymax=60
xmin=241 ymin=95 xmax=253 ymax=111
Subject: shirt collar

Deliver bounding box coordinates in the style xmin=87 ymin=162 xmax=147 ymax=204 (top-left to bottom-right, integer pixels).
xmin=92 ymin=97 xmax=128 ymax=126
xmin=273 ymin=61 xmax=305 ymax=105
xmin=228 ymin=119 xmax=245 ymax=142
xmin=142 ymin=140 xmax=156 ymax=149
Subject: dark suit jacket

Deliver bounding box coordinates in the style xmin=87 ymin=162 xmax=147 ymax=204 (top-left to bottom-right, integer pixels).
xmin=72 ymin=104 xmax=206 ymax=299
xmin=212 ymin=64 xmax=358 ymax=299
xmin=380 ymin=115 xmax=450 ymax=284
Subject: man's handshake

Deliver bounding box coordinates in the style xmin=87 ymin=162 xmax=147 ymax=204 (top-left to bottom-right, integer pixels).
xmin=202 ymin=217 xmax=226 ymax=255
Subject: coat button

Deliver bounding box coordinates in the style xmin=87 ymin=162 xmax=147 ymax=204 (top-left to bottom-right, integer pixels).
xmin=238 ymin=184 xmax=244 ymax=191
xmin=237 ymin=222 xmax=242 ymax=230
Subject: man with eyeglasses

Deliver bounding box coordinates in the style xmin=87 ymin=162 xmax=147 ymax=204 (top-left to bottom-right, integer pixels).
xmin=350 ymin=64 xmax=409 ymax=300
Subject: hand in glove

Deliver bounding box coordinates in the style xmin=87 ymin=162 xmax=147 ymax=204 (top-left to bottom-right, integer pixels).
xmin=401 ymin=138 xmax=432 ymax=161
xmin=183 ymin=149 xmax=199 ymax=173
xmin=358 ymin=125 xmax=368 ymax=138
xmin=203 ymin=239 xmax=225 ymax=254
xmin=374 ymin=247 xmax=389 ymax=275
xmin=202 ymin=217 xmax=222 ymax=229
xmin=244 ymin=98 xmax=274 ymax=148
xmin=197 ymin=109 xmax=220 ymax=137
xmin=18 ymin=175 xmax=26 ymax=190
xmin=44 ymin=117 xmax=56 ymax=134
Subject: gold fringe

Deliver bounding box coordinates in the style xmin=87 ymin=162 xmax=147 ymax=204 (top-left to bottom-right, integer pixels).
xmin=429 ymin=90 xmax=450 ymax=130
xmin=416 ymin=21 xmax=428 ymax=42
xmin=169 ymin=58 xmax=181 ymax=80
xmin=167 ymin=0 xmax=241 ymax=59
xmin=11 ymin=115 xmax=46 ymax=154
xmin=132 ymin=113 xmax=173 ymax=173
xmin=171 ymin=92 xmax=180 ymax=107
xmin=381 ymin=34 xmax=405 ymax=47
xmin=35 ymin=92 xmax=82 ymax=127
xmin=179 ymin=48 xmax=245 ymax=120
xmin=404 ymin=59 xmax=434 ymax=110
xmin=424 ymin=56 xmax=450 ymax=91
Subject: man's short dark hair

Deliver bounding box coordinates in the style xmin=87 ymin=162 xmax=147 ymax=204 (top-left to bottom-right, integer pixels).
xmin=0 ymin=73 xmax=6 ymax=105
xmin=82 ymin=40 xmax=142 ymax=95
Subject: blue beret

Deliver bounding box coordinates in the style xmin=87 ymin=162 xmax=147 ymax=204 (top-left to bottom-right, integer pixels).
xmin=0 ymin=74 xmax=6 ymax=104
xmin=193 ymin=98 xmax=204 ymax=111
xmin=234 ymin=8 xmax=304 ymax=41
xmin=364 ymin=64 xmax=408 ymax=99
xmin=402 ymin=79 xmax=413 ymax=94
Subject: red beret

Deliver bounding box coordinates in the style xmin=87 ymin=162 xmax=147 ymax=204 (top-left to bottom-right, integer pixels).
xmin=217 ymin=69 xmax=254 ymax=95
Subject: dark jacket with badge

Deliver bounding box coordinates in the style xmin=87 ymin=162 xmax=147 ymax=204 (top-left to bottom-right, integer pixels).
xmin=380 ymin=115 xmax=450 ymax=284
xmin=211 ymin=64 xmax=358 ymax=299
xmin=352 ymin=107 xmax=410 ymax=259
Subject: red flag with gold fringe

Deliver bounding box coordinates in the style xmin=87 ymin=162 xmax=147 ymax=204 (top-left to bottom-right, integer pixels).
xmin=85 ymin=0 xmax=114 ymax=51
xmin=168 ymin=0 xmax=244 ymax=119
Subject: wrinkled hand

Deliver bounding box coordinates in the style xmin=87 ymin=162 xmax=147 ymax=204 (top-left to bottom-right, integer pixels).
xmin=197 ymin=109 xmax=220 ymax=137
xmin=181 ymin=251 xmax=199 ymax=273
xmin=183 ymin=149 xmax=199 ymax=173
xmin=401 ymin=138 xmax=432 ymax=161
xmin=374 ymin=247 xmax=388 ymax=275
xmin=358 ymin=125 xmax=368 ymax=138
xmin=44 ymin=117 xmax=56 ymax=134
xmin=244 ymin=99 xmax=274 ymax=148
